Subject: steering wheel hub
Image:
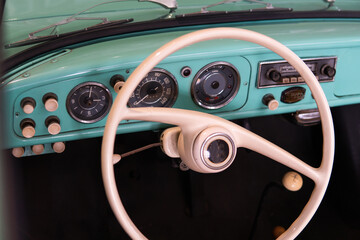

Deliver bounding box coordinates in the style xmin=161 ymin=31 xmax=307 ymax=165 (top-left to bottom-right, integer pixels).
xmin=193 ymin=127 xmax=236 ymax=171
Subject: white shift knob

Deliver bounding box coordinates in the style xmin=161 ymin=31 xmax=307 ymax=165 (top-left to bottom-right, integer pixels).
xmin=282 ymin=171 xmax=303 ymax=191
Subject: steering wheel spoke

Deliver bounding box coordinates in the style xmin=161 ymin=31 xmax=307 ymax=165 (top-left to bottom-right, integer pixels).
xmin=237 ymin=127 xmax=320 ymax=182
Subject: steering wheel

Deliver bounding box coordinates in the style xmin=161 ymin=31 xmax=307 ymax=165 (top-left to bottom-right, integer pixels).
xmin=101 ymin=28 xmax=334 ymax=240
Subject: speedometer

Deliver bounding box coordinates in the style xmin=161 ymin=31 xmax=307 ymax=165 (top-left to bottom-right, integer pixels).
xmin=128 ymin=68 xmax=178 ymax=108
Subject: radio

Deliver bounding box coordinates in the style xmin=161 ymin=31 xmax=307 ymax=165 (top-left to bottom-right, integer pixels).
xmin=257 ymin=57 xmax=337 ymax=88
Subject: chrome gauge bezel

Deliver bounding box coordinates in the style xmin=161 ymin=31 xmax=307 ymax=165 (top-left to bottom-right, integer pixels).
xmin=128 ymin=68 xmax=178 ymax=108
xmin=66 ymin=82 xmax=112 ymax=124
xmin=191 ymin=61 xmax=240 ymax=109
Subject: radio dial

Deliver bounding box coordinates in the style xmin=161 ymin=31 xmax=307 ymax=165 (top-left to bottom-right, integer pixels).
xmin=266 ymin=69 xmax=281 ymax=82
xmin=321 ymin=65 xmax=336 ymax=78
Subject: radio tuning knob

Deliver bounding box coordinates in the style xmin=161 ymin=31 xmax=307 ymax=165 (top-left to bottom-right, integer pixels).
xmin=266 ymin=69 xmax=281 ymax=82
xmin=262 ymin=94 xmax=279 ymax=111
xmin=321 ymin=64 xmax=336 ymax=77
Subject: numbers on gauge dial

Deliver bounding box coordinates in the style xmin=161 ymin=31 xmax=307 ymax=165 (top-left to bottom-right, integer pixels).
xmin=66 ymin=82 xmax=112 ymax=123
xmin=128 ymin=69 xmax=178 ymax=108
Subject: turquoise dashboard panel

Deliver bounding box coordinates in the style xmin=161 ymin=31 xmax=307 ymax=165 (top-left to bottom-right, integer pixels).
xmin=2 ymin=20 xmax=360 ymax=150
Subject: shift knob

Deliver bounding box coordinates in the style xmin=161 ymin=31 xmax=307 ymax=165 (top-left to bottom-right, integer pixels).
xmin=282 ymin=171 xmax=303 ymax=191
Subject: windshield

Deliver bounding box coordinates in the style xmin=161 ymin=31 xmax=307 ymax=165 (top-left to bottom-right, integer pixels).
xmin=2 ymin=0 xmax=360 ymax=58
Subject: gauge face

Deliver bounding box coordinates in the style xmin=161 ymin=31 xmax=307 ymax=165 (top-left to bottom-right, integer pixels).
xmin=128 ymin=68 xmax=178 ymax=108
xmin=192 ymin=62 xmax=240 ymax=109
xmin=66 ymin=82 xmax=112 ymax=123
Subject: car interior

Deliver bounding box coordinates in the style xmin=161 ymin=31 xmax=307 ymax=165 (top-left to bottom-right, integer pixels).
xmin=1 ymin=0 xmax=360 ymax=239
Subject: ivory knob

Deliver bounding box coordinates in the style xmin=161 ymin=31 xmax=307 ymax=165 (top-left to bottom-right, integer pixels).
xmin=267 ymin=99 xmax=279 ymax=110
xmin=21 ymin=98 xmax=36 ymax=114
xmin=32 ymin=144 xmax=44 ymax=155
xmin=45 ymin=98 xmax=58 ymax=112
xmin=52 ymin=142 xmax=65 ymax=153
xmin=12 ymin=147 xmax=25 ymax=158
xmin=48 ymin=122 xmax=61 ymax=135
xmin=262 ymin=94 xmax=279 ymax=111
xmin=22 ymin=125 xmax=35 ymax=138
xmin=23 ymin=103 xmax=35 ymax=114
xmin=114 ymin=81 xmax=124 ymax=93
xmin=282 ymin=171 xmax=303 ymax=191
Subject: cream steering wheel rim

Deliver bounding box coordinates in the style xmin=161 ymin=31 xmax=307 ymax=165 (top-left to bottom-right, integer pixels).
xmin=101 ymin=27 xmax=334 ymax=240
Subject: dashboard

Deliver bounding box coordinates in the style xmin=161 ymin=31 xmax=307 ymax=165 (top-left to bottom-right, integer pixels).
xmin=2 ymin=20 xmax=360 ymax=157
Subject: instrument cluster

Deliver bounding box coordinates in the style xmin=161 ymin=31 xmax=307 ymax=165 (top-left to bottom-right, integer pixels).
xmin=10 ymin=55 xmax=251 ymax=156
xmin=65 ymin=61 xmax=242 ymax=124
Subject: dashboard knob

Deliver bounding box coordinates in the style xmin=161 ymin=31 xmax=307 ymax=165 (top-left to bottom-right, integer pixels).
xmin=110 ymin=74 xmax=125 ymax=93
xmin=321 ymin=64 xmax=336 ymax=77
xmin=262 ymin=94 xmax=279 ymax=111
xmin=22 ymin=126 xmax=35 ymax=138
xmin=32 ymin=144 xmax=44 ymax=155
xmin=12 ymin=147 xmax=25 ymax=158
xmin=46 ymin=116 xmax=61 ymax=135
xmin=48 ymin=122 xmax=61 ymax=135
xmin=21 ymin=97 xmax=36 ymax=114
xmin=282 ymin=171 xmax=303 ymax=191
xmin=52 ymin=142 xmax=66 ymax=153
xmin=20 ymin=119 xmax=36 ymax=138
xmin=44 ymin=97 xmax=58 ymax=112
xmin=266 ymin=69 xmax=281 ymax=82
xmin=114 ymin=81 xmax=125 ymax=93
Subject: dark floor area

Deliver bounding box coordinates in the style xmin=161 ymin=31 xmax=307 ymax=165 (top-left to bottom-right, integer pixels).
xmin=3 ymin=105 xmax=360 ymax=240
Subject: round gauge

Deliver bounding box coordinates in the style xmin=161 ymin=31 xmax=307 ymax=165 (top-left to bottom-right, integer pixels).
xmin=192 ymin=62 xmax=240 ymax=109
xmin=66 ymin=82 xmax=112 ymax=123
xmin=128 ymin=68 xmax=178 ymax=108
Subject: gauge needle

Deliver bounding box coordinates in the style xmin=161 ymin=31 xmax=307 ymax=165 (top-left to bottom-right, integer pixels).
xmin=134 ymin=95 xmax=149 ymax=106
xmin=89 ymin=87 xmax=92 ymax=98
